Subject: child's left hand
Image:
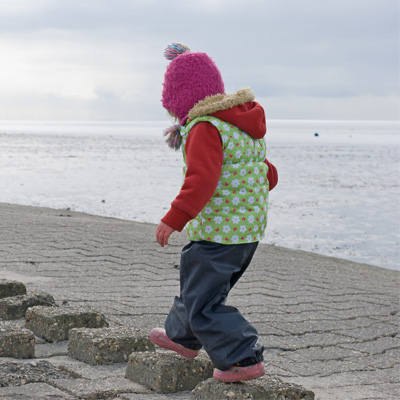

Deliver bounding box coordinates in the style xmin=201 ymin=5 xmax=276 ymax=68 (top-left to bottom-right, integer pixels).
xmin=156 ymin=221 xmax=176 ymax=247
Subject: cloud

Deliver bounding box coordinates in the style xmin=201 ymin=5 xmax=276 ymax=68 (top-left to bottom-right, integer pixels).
xmin=1 ymin=33 xmax=148 ymax=96
xmin=0 ymin=0 xmax=52 ymax=15
xmin=0 ymin=0 xmax=398 ymax=120
xmin=259 ymin=94 xmax=400 ymax=120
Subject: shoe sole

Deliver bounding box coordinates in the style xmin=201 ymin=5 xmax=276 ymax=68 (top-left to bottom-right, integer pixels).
xmin=213 ymin=363 xmax=265 ymax=382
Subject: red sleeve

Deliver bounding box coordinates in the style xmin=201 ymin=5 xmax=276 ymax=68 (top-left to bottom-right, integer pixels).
xmin=161 ymin=122 xmax=223 ymax=231
xmin=264 ymin=159 xmax=278 ymax=191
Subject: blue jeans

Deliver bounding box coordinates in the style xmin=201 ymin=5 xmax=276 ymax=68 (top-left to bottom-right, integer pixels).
xmin=165 ymin=241 xmax=264 ymax=370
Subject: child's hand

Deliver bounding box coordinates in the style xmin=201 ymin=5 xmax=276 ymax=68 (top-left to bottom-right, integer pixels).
xmin=156 ymin=221 xmax=176 ymax=247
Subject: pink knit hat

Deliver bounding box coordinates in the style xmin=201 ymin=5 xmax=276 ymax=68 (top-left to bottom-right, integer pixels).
xmin=162 ymin=43 xmax=225 ymax=125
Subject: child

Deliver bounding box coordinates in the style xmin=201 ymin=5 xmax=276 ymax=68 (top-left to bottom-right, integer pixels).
xmin=151 ymin=43 xmax=278 ymax=383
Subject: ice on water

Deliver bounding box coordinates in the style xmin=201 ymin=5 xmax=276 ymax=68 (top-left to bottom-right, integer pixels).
xmin=0 ymin=120 xmax=398 ymax=270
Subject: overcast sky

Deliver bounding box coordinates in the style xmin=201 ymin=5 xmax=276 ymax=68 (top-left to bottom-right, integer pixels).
xmin=0 ymin=0 xmax=398 ymax=121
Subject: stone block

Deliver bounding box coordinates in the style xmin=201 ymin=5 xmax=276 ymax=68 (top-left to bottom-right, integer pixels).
xmin=125 ymin=351 xmax=213 ymax=393
xmin=0 ymin=382 xmax=77 ymax=400
xmin=0 ymin=279 xmax=26 ymax=299
xmin=68 ymin=326 xmax=155 ymax=365
xmin=0 ymin=360 xmax=73 ymax=386
xmin=0 ymin=291 xmax=55 ymax=320
xmin=25 ymin=305 xmax=108 ymax=343
xmin=0 ymin=322 xmax=35 ymax=359
xmin=192 ymin=376 xmax=315 ymax=400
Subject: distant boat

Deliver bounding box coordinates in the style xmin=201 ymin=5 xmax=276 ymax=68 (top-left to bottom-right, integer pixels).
xmin=314 ymin=133 xmax=319 ymax=137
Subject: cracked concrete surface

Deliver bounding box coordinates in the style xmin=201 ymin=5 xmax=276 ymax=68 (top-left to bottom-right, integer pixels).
xmin=0 ymin=202 xmax=399 ymax=399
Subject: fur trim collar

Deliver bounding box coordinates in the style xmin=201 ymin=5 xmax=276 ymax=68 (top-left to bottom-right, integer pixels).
xmin=188 ymin=87 xmax=255 ymax=120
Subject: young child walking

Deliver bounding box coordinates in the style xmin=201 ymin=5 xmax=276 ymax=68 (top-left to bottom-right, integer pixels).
xmin=150 ymin=43 xmax=278 ymax=383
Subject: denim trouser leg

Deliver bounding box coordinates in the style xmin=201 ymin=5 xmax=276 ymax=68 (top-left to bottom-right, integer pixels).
xmin=165 ymin=241 xmax=264 ymax=370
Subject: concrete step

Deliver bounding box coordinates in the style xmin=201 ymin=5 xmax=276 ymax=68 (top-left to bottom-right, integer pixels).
xmin=0 ymin=279 xmax=26 ymax=299
xmin=25 ymin=305 xmax=108 ymax=342
xmin=0 ymin=382 xmax=76 ymax=400
xmin=0 ymin=291 xmax=55 ymax=320
xmin=192 ymin=376 xmax=315 ymax=400
xmin=0 ymin=322 xmax=35 ymax=359
xmin=0 ymin=358 xmax=150 ymax=399
xmin=68 ymin=326 xmax=155 ymax=365
xmin=125 ymin=351 xmax=213 ymax=394
xmin=0 ymin=359 xmax=73 ymax=386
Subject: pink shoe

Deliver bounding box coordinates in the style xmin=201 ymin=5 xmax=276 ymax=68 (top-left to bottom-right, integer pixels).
xmin=149 ymin=328 xmax=200 ymax=359
xmin=213 ymin=362 xmax=265 ymax=382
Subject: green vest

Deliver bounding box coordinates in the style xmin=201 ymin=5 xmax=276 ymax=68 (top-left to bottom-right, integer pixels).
xmin=181 ymin=116 xmax=269 ymax=244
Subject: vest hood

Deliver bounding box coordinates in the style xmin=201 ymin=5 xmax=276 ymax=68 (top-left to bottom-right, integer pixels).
xmin=187 ymin=87 xmax=266 ymax=140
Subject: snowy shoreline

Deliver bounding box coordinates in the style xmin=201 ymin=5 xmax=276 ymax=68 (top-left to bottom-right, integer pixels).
xmin=1 ymin=120 xmax=399 ymax=270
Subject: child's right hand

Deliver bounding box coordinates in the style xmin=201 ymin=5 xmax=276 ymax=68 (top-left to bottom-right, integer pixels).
xmin=156 ymin=221 xmax=176 ymax=247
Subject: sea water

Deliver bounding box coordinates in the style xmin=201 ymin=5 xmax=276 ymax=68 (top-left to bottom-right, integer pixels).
xmin=0 ymin=120 xmax=398 ymax=270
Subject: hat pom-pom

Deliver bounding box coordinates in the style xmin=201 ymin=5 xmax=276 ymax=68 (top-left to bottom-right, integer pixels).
xmin=164 ymin=42 xmax=190 ymax=61
xmin=163 ymin=123 xmax=182 ymax=150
